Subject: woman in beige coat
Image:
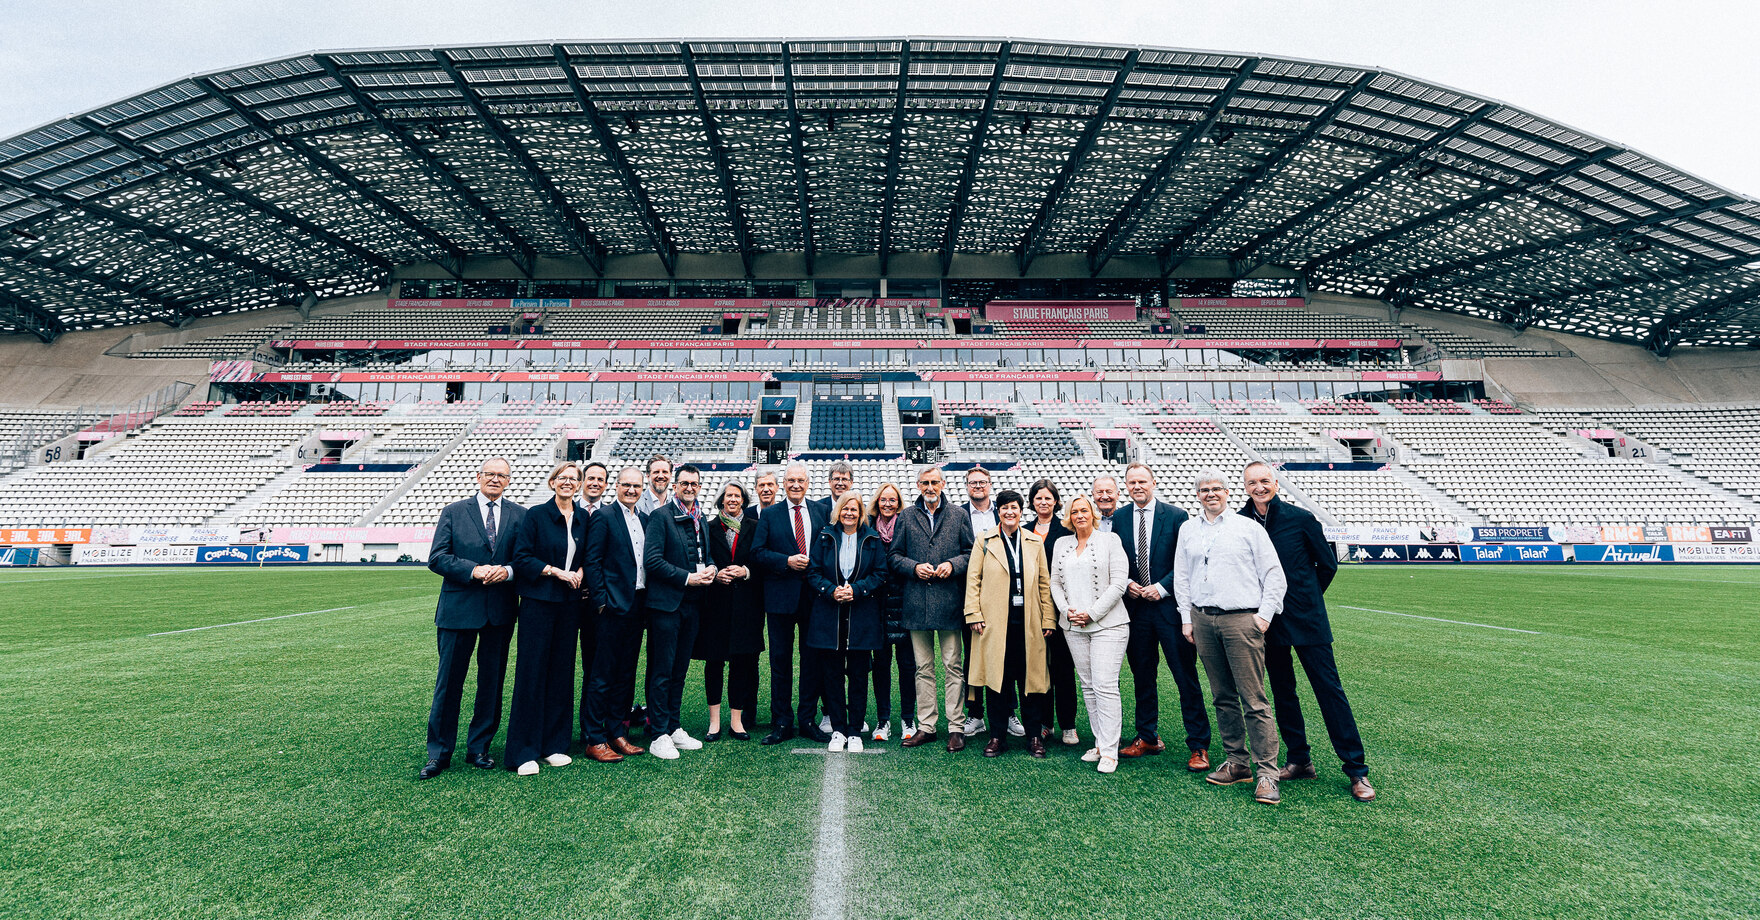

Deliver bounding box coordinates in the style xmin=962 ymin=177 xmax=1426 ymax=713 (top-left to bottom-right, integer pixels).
xmin=963 ymin=490 xmax=1055 ymax=758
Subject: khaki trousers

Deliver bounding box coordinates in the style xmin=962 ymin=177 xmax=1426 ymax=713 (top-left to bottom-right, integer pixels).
xmin=908 ymin=629 xmax=965 ymax=733
xmin=1192 ymin=610 xmax=1279 ymax=774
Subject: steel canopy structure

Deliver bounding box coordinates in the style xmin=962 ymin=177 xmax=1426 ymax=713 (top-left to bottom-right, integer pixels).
xmin=2 ymin=38 xmax=1759 ymax=354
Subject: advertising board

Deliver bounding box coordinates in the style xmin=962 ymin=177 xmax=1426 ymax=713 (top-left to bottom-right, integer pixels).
xmin=1460 ymin=544 xmax=1566 ymax=563
xmin=1 ymin=547 xmax=40 ymax=566
xmin=1672 ymin=543 xmax=1760 ymax=563
xmin=195 ymin=545 xmax=311 ymax=564
xmin=1 ymin=527 xmax=92 ymax=545
xmin=1575 ymin=544 xmax=1674 ymax=563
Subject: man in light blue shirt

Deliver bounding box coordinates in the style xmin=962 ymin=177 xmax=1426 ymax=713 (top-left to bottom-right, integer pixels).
xmin=1174 ymin=469 xmax=1287 ymax=805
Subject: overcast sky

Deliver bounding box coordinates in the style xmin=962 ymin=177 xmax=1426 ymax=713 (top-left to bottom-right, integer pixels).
xmin=2 ymin=0 xmax=1755 ymax=196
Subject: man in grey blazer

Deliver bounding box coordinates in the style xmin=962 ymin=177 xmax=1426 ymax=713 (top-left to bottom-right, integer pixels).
xmin=421 ymin=457 xmax=525 ymax=780
xmin=889 ymin=466 xmax=975 ymax=751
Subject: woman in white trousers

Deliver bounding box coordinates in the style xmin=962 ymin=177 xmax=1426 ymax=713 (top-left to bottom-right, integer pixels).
xmin=1048 ymin=494 xmax=1131 ymax=773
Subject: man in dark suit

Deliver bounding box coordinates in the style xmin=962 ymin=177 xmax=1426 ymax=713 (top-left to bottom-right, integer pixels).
xmin=753 ymin=462 xmax=831 ymax=744
xmin=1116 ymin=462 xmax=1212 ymax=769
xmin=575 ymin=460 xmax=608 ymax=745
xmin=1240 ymin=461 xmax=1374 ymax=802
xmin=580 ymin=466 xmax=650 ymax=763
xmin=421 ymin=457 xmax=525 ymax=779
xmin=811 ymin=461 xmax=854 ymax=518
xmin=641 ymin=463 xmax=718 ymax=760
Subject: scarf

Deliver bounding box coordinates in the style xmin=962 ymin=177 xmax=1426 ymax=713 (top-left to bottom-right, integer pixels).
xmin=718 ymin=509 xmax=744 ymax=550
xmin=875 ymin=513 xmax=896 ymax=542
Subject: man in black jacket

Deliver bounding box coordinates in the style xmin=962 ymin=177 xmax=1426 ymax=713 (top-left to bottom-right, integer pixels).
xmin=421 ymin=458 xmax=525 ymax=779
xmin=580 ymin=467 xmax=651 ymax=763
xmin=1240 ymin=461 xmax=1374 ymax=802
xmin=642 ymin=463 xmax=718 ymax=760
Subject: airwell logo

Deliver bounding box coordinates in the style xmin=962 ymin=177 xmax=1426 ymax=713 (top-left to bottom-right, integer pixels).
xmin=1603 ymin=546 xmax=1664 ymax=562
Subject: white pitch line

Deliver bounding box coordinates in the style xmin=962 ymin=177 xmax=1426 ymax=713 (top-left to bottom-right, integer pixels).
xmin=808 ymin=749 xmax=850 ymax=920
xmin=791 ymin=747 xmax=891 ymax=755
xmin=0 ymin=571 xmax=163 ymax=584
xmin=1336 ymin=605 xmax=1540 ymax=634
xmin=149 ymin=606 xmax=356 ymax=636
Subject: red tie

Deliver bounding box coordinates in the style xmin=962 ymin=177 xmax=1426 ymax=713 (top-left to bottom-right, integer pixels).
xmin=793 ymin=504 xmax=807 ymax=555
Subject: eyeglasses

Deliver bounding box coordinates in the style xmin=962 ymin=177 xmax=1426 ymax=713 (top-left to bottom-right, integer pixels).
xmin=554 ymin=477 xmax=580 ymax=484
xmin=1198 ymin=486 xmax=1227 ymax=494
xmin=480 ymin=472 xmax=510 ymax=480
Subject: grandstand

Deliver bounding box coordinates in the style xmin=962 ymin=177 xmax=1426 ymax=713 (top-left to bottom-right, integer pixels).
xmin=0 ymin=37 xmax=1757 ymax=565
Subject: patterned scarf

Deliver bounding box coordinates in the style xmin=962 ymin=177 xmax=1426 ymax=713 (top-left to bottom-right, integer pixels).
xmin=718 ymin=508 xmax=744 ymax=550
xmin=875 ymin=513 xmax=896 ymax=542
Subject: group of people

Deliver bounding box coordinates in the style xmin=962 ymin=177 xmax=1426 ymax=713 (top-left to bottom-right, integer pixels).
xmin=421 ymin=454 xmax=1376 ymax=805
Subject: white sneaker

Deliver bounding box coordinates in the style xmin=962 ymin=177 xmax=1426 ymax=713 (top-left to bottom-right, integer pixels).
xmin=861 ymin=721 xmax=870 ymax=733
xmin=542 ymin=753 xmax=572 ymax=767
xmin=670 ymin=728 xmax=703 ymax=751
xmin=901 ymin=721 xmax=917 ymax=741
xmin=847 ymin=735 xmax=864 ymax=753
xmin=819 ymin=714 xmax=834 ymax=734
xmin=872 ymin=722 xmax=891 ymax=742
xmin=650 ymin=734 xmax=679 ymax=760
xmin=1098 ymin=756 xmax=1117 ymax=774
xmin=1007 ymin=716 xmax=1025 ymax=737
xmin=1081 ymin=748 xmax=1101 ymax=763
xmin=516 ymin=760 xmax=540 ymax=776
xmin=963 ymin=716 xmax=987 ymax=734
xmin=828 ymin=731 xmax=846 ymax=752
xmin=1062 ymin=729 xmax=1080 ymax=746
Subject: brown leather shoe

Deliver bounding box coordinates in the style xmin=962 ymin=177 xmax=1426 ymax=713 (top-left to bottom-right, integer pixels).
xmin=610 ymin=737 xmax=644 ymax=756
xmin=1279 ymin=761 xmax=1317 ymax=781
xmin=982 ymin=737 xmax=1005 ymax=757
xmin=584 ymin=743 xmax=624 ymax=763
xmin=1254 ymin=774 xmax=1281 ymax=805
xmin=947 ymin=731 xmax=966 ymax=753
xmin=900 ymin=729 xmax=937 ymax=748
xmin=1026 ymin=737 xmax=1047 ymax=759
xmin=1350 ymin=777 xmax=1376 ymax=802
xmin=1187 ymin=749 xmax=1210 ymax=771
xmin=1119 ymin=737 xmax=1163 ymax=758
xmin=1205 ymin=761 xmax=1254 ymax=785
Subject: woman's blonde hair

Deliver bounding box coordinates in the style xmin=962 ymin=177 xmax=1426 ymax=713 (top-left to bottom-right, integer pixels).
xmin=1062 ymin=493 xmax=1098 ymax=531
xmin=546 ymin=461 xmax=580 ymax=486
xmin=868 ymin=482 xmax=903 ymax=522
xmin=833 ymin=490 xmax=869 ymax=528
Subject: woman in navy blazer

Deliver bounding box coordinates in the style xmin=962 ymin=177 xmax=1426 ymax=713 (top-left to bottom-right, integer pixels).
xmin=506 ymin=462 xmax=590 ymax=776
xmin=806 ymin=492 xmax=888 ymax=751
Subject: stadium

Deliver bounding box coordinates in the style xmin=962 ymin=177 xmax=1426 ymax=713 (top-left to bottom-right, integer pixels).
xmin=3 ymin=37 xmax=1757 ymax=919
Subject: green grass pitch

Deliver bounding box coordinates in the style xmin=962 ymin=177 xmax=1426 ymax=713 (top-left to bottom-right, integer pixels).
xmin=2 ymin=564 xmax=1757 ymax=919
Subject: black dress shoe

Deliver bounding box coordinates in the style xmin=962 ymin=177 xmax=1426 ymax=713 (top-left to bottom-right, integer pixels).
xmin=704 ymin=730 xmax=722 ymax=742
xmin=800 ymin=724 xmax=832 ymax=744
xmin=417 ymin=758 xmax=449 ymax=780
xmin=729 ymin=729 xmax=751 ymax=741
xmin=466 ymin=753 xmax=495 ymax=770
xmin=760 ymin=728 xmax=795 ymax=745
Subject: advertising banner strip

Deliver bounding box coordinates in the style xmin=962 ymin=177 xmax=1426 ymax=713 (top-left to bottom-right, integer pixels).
xmin=1178 ymin=298 xmax=1306 ymax=309
xmin=1460 ymin=544 xmax=1567 ymax=563
xmin=388 ymin=298 xmax=940 ymax=311
xmin=924 ymin=371 xmax=1103 ymax=382
xmin=984 ymin=300 xmax=1138 ymax=322
xmin=1575 ymin=544 xmax=1675 ymax=563
xmin=1 ymin=527 xmax=92 ymax=546
xmin=268 ymin=526 xmax=433 ymax=543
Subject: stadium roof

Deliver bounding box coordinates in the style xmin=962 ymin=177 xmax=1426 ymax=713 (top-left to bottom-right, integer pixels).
xmin=3 ymin=38 xmax=1759 ymax=354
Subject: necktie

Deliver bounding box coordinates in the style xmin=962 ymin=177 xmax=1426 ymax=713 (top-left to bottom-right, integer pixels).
xmin=793 ymin=504 xmax=807 ymax=555
xmin=1136 ymin=509 xmax=1150 ymax=585
xmin=485 ymin=500 xmax=498 ymax=554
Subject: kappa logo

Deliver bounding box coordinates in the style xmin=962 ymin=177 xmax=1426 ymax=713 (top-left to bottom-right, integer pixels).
xmin=1439 ymin=547 xmax=1458 ymax=560
xmin=1351 ymin=547 xmax=1370 ymax=560
xmin=1414 ymin=547 xmax=1434 ymax=559
xmin=1378 ymin=548 xmax=1399 ymax=559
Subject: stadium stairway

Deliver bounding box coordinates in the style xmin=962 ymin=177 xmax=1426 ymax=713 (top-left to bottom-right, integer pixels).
xmin=883 ymin=409 xmax=904 ymax=454
xmin=1649 ymin=459 xmax=1760 ymax=521
xmin=355 ymin=423 xmax=476 ymax=525
xmin=1385 ymin=466 xmax=1488 ymax=526
xmin=207 ymin=444 xmax=323 ymax=526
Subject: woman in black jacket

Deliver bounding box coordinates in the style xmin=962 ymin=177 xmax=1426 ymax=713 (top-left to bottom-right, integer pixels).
xmin=868 ymin=481 xmax=916 ymax=742
xmin=508 ymin=462 xmax=590 ymax=775
xmin=806 ymin=491 xmax=887 ymax=752
xmin=1028 ymin=478 xmax=1081 ymax=746
xmin=695 ymin=480 xmax=765 ymax=740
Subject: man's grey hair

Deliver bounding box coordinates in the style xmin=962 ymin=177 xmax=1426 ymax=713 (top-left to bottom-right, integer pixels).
xmin=784 ymin=462 xmax=811 ymax=479
xmin=1243 ymin=460 xmax=1277 ymax=481
xmin=753 ymin=467 xmax=778 ymax=484
xmin=917 ymin=464 xmax=944 ymax=479
xmin=1194 ymin=469 xmax=1229 ymax=491
xmin=479 ymin=457 xmax=512 ymax=474
xmin=1092 ymin=474 xmax=1119 ymax=491
xmin=827 ymin=461 xmax=855 ymax=479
